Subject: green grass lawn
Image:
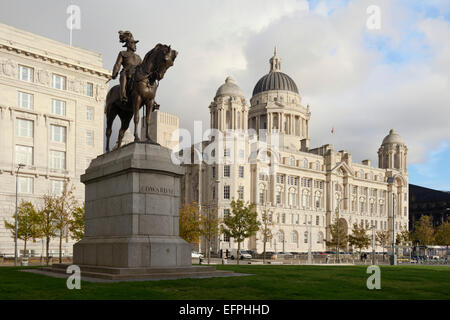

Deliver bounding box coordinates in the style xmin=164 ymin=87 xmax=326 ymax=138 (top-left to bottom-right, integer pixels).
xmin=0 ymin=265 xmax=449 ymax=300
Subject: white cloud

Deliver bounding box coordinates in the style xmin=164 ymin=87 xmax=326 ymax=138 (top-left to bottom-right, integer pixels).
xmin=1 ymin=0 xmax=448 ymax=168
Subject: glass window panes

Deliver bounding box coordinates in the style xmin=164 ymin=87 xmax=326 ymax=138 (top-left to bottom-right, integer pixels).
xmin=50 ymin=125 xmax=66 ymax=143
xmin=238 ymin=166 xmax=244 ymax=178
xmin=18 ymin=92 xmax=33 ymax=110
xmin=224 ymin=165 xmax=230 ymax=177
xmin=86 ymin=82 xmax=93 ymax=97
xmin=18 ymin=176 xmax=33 ymax=194
xmin=50 ymin=150 xmax=66 ymax=169
xmin=15 ymin=145 xmax=33 ymax=165
xmin=18 ymin=65 xmax=33 ymax=82
xmin=51 ymin=99 xmax=66 ymax=116
xmin=52 ymin=74 xmax=66 ymax=90
xmin=238 ymin=186 xmax=244 ymax=200
xmin=224 ymin=185 xmax=230 ymax=199
xmin=15 ymin=119 xmax=33 ymax=138
xmin=86 ymin=130 xmax=94 ymax=146
xmin=86 ymin=107 xmax=94 ymax=120
xmin=51 ymin=180 xmax=65 ymax=195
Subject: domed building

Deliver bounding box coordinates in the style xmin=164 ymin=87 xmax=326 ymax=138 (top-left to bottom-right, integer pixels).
xmin=182 ymin=49 xmax=409 ymax=258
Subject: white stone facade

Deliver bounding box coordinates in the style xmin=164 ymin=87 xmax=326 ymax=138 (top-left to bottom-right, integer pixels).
xmin=0 ymin=23 xmax=110 ymax=257
xmin=182 ymin=51 xmax=409 ymax=254
xmin=141 ymin=110 xmax=179 ymax=150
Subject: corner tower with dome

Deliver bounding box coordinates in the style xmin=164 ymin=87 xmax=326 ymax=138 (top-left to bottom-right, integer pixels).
xmin=181 ymin=49 xmax=409 ymax=258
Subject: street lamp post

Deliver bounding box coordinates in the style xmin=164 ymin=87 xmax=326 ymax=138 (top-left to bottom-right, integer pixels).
xmin=335 ymin=197 xmax=348 ymax=264
xmin=391 ymin=193 xmax=397 ymax=265
xmin=386 ymin=176 xmax=398 ymax=266
xmin=307 ymin=218 xmax=312 ymax=264
xmin=14 ymin=163 xmax=25 ymax=266
xmin=372 ymin=225 xmax=376 ymax=265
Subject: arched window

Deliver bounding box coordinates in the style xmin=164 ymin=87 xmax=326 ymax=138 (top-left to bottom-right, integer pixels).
xmin=277 ymin=231 xmax=284 ymax=243
xmin=315 ymin=161 xmax=320 ymax=171
xmin=315 ymin=191 xmax=321 ymax=209
xmin=360 ymin=197 xmax=365 ymax=214
xmin=290 ymin=231 xmax=298 ymax=243
xmin=290 ymin=156 xmax=295 ymax=166
xmin=302 ymin=190 xmax=310 ymax=208
xmin=304 ymin=231 xmax=308 ymax=243
xmin=303 ymin=159 xmax=308 ymax=168
xmin=317 ymin=231 xmax=323 ymax=244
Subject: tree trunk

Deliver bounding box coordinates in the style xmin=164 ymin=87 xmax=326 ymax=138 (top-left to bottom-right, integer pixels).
xmin=207 ymin=237 xmax=211 ymax=264
xmin=237 ymin=242 xmax=241 ymax=265
xmin=59 ymin=233 xmax=63 ymax=263
xmin=46 ymin=237 xmax=50 ymax=266
xmin=24 ymin=239 xmax=27 ymax=257
xmin=263 ymin=237 xmax=266 ymax=264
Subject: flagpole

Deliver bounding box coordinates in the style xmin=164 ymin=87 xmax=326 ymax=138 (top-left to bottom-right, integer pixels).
xmin=69 ymin=0 xmax=73 ymax=47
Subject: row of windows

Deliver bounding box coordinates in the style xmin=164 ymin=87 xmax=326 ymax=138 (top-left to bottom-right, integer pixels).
xmin=17 ymin=65 xmax=94 ymax=97
xmin=220 ymin=165 xmax=245 ymax=178
xmin=222 ymin=185 xmax=244 ymax=200
xmin=17 ymin=91 xmax=95 ymax=119
xmin=287 ymin=156 xmax=321 ymax=170
xmin=16 ymin=176 xmax=66 ymax=195
xmin=15 ymin=119 xmax=94 ymax=146
xmin=15 ymin=145 xmax=66 ymax=169
xmin=350 ymin=186 xmax=387 ymax=198
xmin=263 ymin=212 xmax=324 ymax=226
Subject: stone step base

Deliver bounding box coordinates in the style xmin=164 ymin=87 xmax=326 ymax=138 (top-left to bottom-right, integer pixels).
xmin=43 ymin=264 xmax=234 ymax=281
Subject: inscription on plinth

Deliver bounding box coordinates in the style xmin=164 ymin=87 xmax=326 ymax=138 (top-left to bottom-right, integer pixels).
xmin=140 ymin=185 xmax=175 ymax=195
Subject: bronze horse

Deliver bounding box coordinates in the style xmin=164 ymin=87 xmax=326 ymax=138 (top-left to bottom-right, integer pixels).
xmin=105 ymin=43 xmax=178 ymax=152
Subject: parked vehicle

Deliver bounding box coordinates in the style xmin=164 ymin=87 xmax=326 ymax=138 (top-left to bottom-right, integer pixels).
xmin=230 ymin=249 xmax=252 ymax=260
xmin=191 ymin=251 xmax=204 ymax=258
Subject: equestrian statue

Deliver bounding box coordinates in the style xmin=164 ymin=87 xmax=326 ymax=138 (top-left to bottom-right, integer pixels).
xmin=105 ymin=30 xmax=178 ymax=152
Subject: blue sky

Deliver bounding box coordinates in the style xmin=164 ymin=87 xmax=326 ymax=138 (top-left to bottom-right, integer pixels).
xmin=409 ymin=142 xmax=450 ymax=191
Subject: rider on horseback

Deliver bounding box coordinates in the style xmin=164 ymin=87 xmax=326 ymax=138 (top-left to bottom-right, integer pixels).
xmin=111 ymin=31 xmax=142 ymax=104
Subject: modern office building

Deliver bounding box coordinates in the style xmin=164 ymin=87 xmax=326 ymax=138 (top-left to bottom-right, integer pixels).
xmin=409 ymin=184 xmax=450 ymax=230
xmin=0 ymin=23 xmax=110 ymax=257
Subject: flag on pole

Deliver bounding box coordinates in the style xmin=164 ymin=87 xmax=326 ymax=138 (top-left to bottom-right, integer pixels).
xmin=331 ymin=127 xmax=335 ymax=134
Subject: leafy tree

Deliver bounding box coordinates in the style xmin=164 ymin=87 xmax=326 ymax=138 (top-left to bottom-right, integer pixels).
xmin=53 ymin=184 xmax=79 ymax=263
xmin=179 ymin=202 xmax=202 ymax=246
xmin=396 ymin=227 xmax=412 ymax=246
xmin=69 ymin=205 xmax=85 ymax=241
xmin=4 ymin=201 xmax=40 ymax=256
xmin=376 ymin=230 xmax=391 ymax=261
xmin=199 ymin=206 xmax=220 ymax=264
xmin=259 ymin=211 xmax=274 ymax=264
xmin=325 ymin=219 xmax=348 ymax=252
xmin=36 ymin=194 xmax=57 ymax=265
xmin=435 ymin=221 xmax=450 ymax=260
xmin=348 ymin=223 xmax=370 ymax=255
xmin=221 ymin=200 xmax=260 ymax=265
xmin=412 ymin=216 xmax=435 ymax=249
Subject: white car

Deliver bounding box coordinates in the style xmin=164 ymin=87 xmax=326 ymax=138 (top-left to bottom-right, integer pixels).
xmin=191 ymin=251 xmax=204 ymax=258
xmin=230 ymin=250 xmax=252 ymax=260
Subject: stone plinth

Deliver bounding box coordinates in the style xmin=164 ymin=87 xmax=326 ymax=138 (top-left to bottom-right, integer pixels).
xmin=73 ymin=142 xmax=191 ymax=268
